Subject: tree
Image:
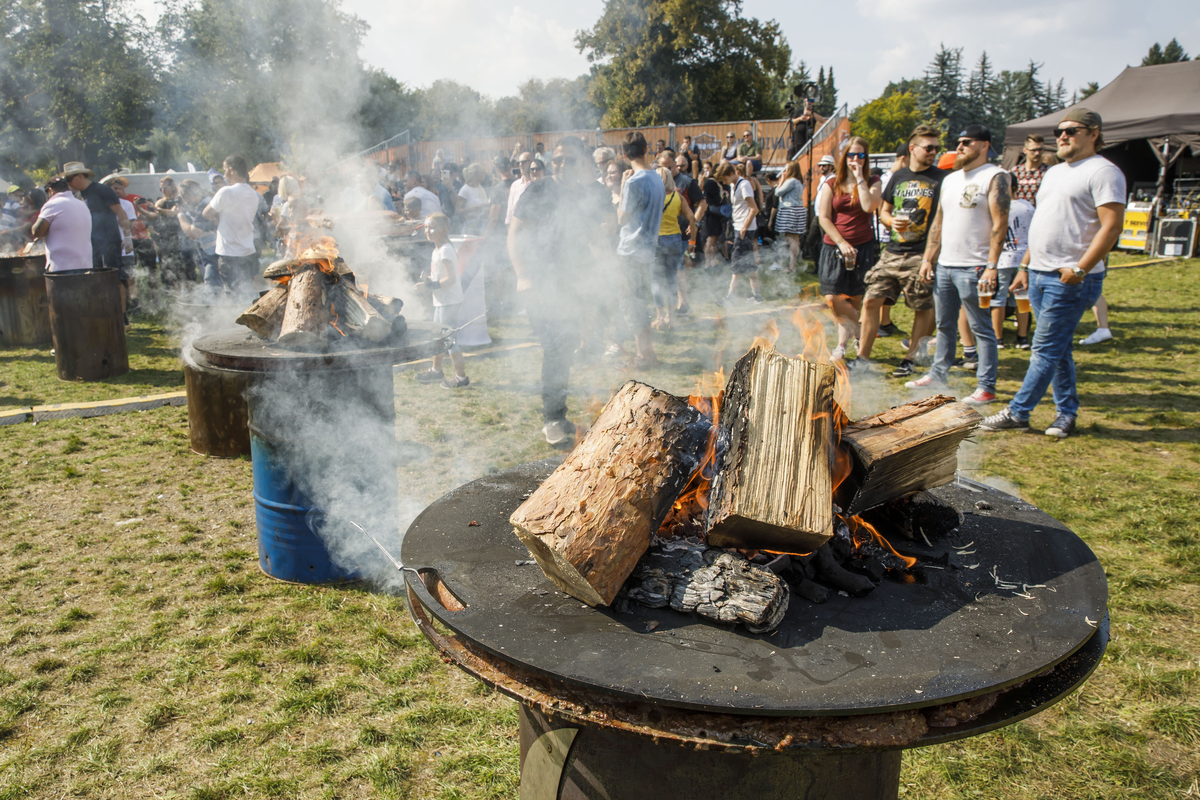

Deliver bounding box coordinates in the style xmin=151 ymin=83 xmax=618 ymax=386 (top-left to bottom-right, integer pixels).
xmin=1142 ymin=38 xmax=1190 ymax=65
xmin=497 ymin=77 xmax=604 ymax=134
xmin=817 ymin=66 xmax=838 ymax=117
xmin=576 ymin=0 xmax=792 ymax=126
xmin=851 ymin=92 xmax=921 ymax=153
xmin=355 ymin=69 xmax=421 ymax=148
xmin=919 ymin=44 xmax=967 ymax=139
xmin=1078 ymin=81 xmax=1100 ymax=100
xmin=1 ymin=0 xmax=159 ymax=177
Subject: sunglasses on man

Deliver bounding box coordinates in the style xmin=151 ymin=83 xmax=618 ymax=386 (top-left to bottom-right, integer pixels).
xmin=1055 ymin=126 xmax=1090 ymax=139
xmin=551 ymin=156 xmax=577 ymax=166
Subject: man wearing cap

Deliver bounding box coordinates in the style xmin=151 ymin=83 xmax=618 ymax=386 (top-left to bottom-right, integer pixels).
xmin=906 ymin=124 xmax=1009 ymax=406
xmin=32 ymin=178 xmax=93 ymax=274
xmin=203 ymin=155 xmax=262 ymax=298
xmin=63 ymin=162 xmax=129 ymax=273
xmin=4 ymin=186 xmax=24 ymax=218
xmin=980 ymin=108 xmax=1124 ymax=439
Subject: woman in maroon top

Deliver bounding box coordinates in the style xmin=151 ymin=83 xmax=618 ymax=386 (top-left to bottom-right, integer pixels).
xmin=817 ymin=136 xmax=882 ymax=361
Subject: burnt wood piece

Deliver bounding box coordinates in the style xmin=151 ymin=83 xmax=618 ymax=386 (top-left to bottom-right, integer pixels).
xmin=331 ymin=279 xmax=391 ymax=342
xmin=623 ymin=544 xmax=790 ymax=633
xmin=277 ymin=269 xmax=328 ymax=348
xmin=705 ymin=345 xmax=836 ymax=553
xmin=509 ymin=381 xmax=710 ymax=607
xmin=839 ymin=396 xmax=982 ymax=515
xmin=366 ymin=293 xmax=404 ymax=319
xmin=813 ymin=543 xmax=876 ymax=597
xmin=235 ymin=286 xmax=288 ymax=340
xmin=262 ymin=258 xmax=311 ymax=279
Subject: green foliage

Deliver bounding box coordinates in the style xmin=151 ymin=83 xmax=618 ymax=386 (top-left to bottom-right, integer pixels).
xmin=576 ymin=0 xmax=792 ymax=126
xmin=1142 ymin=39 xmax=1191 ymax=66
xmin=851 ymin=91 xmax=920 ymax=153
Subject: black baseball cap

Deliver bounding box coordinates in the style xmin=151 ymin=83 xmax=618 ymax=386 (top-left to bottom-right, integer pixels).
xmin=895 ymin=142 xmax=908 ymax=158
xmin=958 ymin=124 xmax=992 ymax=143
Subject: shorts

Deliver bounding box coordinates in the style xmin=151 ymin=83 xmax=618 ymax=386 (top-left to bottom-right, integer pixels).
xmin=864 ymin=250 xmax=934 ymax=311
xmin=731 ymin=233 xmax=757 ymax=275
xmin=433 ymin=303 xmax=462 ymax=353
xmin=817 ymin=241 xmax=873 ymax=297
xmin=992 ymin=267 xmax=1018 ymax=307
xmin=702 ymin=215 xmax=724 ymax=242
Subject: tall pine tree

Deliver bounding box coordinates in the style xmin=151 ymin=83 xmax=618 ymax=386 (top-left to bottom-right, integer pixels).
xmin=919 ymin=45 xmax=966 ymax=138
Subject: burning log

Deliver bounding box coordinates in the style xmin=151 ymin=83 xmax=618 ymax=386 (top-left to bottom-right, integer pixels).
xmin=837 ymin=396 xmax=981 ymax=515
xmin=235 ymin=286 xmax=288 ymax=340
xmin=509 ymin=381 xmax=711 ymax=607
xmin=330 ymin=280 xmax=390 ymax=343
xmin=705 ymin=344 xmax=837 ymax=554
xmin=366 ymin=293 xmax=403 ymax=320
xmin=277 ymin=269 xmax=328 ymax=348
xmin=622 ymin=544 xmax=789 ymax=633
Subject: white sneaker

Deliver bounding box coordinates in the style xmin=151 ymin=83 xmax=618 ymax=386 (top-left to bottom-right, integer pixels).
xmin=1079 ymin=328 xmax=1112 ymax=345
xmin=830 ymin=345 xmax=846 ymax=362
xmin=543 ymin=420 xmax=573 ymax=446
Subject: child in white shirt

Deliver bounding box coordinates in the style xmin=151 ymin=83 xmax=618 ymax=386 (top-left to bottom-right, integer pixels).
xmin=413 ymin=213 xmax=470 ymax=388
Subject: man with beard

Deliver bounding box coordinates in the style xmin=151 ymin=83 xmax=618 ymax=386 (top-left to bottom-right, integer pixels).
xmin=856 ymin=126 xmax=946 ymax=375
xmin=508 ymin=137 xmax=614 ymax=447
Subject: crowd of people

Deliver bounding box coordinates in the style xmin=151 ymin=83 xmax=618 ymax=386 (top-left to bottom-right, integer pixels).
xmin=6 ymin=103 xmax=1123 ymax=445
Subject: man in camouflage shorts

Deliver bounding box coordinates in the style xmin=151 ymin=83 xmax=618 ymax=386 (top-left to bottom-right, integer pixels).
xmin=856 ymin=125 xmax=948 ymax=377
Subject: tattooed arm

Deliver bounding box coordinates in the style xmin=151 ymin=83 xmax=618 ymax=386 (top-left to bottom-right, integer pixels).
xmin=987 ymin=172 xmax=1011 ymax=268
xmin=920 ymin=201 xmax=943 ymax=282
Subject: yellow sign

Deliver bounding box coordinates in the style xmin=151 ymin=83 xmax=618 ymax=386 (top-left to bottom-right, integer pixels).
xmin=1118 ymin=205 xmax=1152 ymax=251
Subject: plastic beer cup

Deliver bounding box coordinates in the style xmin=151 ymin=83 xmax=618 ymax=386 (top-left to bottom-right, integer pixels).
xmin=1014 ymin=289 xmax=1031 ymax=314
xmin=977 ymin=280 xmax=994 ymax=310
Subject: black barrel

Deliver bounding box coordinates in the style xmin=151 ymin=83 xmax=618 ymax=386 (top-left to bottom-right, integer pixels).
xmin=183 ymin=347 xmax=252 ymax=457
xmin=44 ymin=269 xmax=129 ymax=381
xmin=0 ymin=254 xmax=52 ymax=346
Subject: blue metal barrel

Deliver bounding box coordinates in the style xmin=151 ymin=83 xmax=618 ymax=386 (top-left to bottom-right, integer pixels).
xmin=249 ymin=422 xmax=361 ymax=583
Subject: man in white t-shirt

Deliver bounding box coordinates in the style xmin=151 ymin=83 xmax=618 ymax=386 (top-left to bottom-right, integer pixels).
xmin=403 ymin=170 xmax=442 ymax=220
xmin=203 ymin=155 xmax=261 ymax=297
xmin=715 ymin=162 xmax=762 ymax=305
xmin=505 ymin=153 xmax=535 ymax=225
xmin=981 ymin=108 xmax=1125 ymax=439
xmin=906 ymin=124 xmax=1009 ymax=406
xmin=32 ymin=178 xmax=93 ymax=273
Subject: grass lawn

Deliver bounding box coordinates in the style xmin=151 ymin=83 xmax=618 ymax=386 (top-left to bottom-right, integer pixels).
xmin=1 ymin=252 xmax=1197 ymax=798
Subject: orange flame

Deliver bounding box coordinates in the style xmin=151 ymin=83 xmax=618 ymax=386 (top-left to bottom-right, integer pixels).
xmin=658 ymin=368 xmax=725 ymax=538
xmin=847 ymin=515 xmax=918 ymax=569
xmin=329 ymin=301 xmax=345 ymax=337
xmin=750 ymin=318 xmax=780 ymax=351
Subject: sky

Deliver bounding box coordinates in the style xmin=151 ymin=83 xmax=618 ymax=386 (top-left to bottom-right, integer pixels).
xmin=135 ymin=0 xmax=1200 ymax=111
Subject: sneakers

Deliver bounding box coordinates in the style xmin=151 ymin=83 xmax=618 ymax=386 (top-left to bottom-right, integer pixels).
xmin=415 ymin=369 xmax=444 ymax=384
xmin=750 ymin=293 xmax=765 ymax=305
xmin=951 ymin=356 xmax=965 ymax=368
xmin=960 ymin=356 xmax=979 ymax=370
xmin=878 ymin=322 xmax=906 ymax=338
xmin=1079 ymin=328 xmax=1113 ymax=345
xmin=846 ymin=357 xmax=872 ymax=372
xmin=715 ymin=293 xmax=736 ymax=306
xmin=543 ymin=419 xmax=574 ymax=446
xmin=1016 ymin=336 xmax=1030 ymax=350
xmin=442 ymin=375 xmax=470 ymax=389
xmin=1045 ymin=413 xmax=1076 ymax=438
xmin=676 ymin=303 xmax=692 ymax=317
xmin=979 ymin=407 xmax=1029 ymax=431
xmin=905 ymin=374 xmax=945 ymax=390
xmin=830 ymin=345 xmax=846 ymax=362
xmin=996 ymin=340 xmax=1006 ymax=350
xmin=961 ymin=389 xmax=996 ymax=405
xmin=891 ymin=359 xmax=914 ymax=378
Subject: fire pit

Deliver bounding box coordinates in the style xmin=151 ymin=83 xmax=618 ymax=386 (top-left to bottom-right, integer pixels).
xmin=402 ymin=459 xmax=1107 ymax=799
xmin=193 ymin=323 xmax=452 ymax=583
xmin=0 ymin=244 xmax=52 ymax=346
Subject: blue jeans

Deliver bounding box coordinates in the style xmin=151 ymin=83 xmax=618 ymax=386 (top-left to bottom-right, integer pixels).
xmin=1008 ymin=270 xmax=1104 ymax=420
xmin=651 ymin=235 xmax=683 ymax=309
xmin=930 ymin=265 xmax=998 ymax=391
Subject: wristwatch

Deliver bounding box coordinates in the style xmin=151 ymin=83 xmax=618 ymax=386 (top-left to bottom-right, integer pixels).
xmin=1070 ymin=266 xmax=1087 ymax=278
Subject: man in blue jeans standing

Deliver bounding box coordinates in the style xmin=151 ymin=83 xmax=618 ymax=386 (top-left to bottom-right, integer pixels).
xmin=980 ymin=108 xmax=1124 ymax=439
xmin=905 ymin=124 xmax=1009 ymax=405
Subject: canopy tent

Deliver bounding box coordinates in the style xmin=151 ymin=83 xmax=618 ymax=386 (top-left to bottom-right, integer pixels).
xmin=1002 ymin=61 xmax=1200 ymax=203
xmin=248 ymin=162 xmax=288 ymax=184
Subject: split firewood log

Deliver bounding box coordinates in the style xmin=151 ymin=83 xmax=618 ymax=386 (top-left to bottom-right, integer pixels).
xmin=235 ymin=286 xmax=288 ymax=340
xmin=623 ymin=543 xmax=789 ymax=633
xmin=705 ymin=344 xmax=837 ymax=553
xmin=331 ymin=279 xmax=391 ymax=342
xmin=262 ymin=258 xmax=310 ymax=280
xmin=837 ymin=396 xmax=981 ymax=515
xmin=366 ymin=293 xmax=404 ymax=319
xmin=277 ymin=269 xmax=328 ymax=348
xmin=509 ymin=381 xmax=711 ymax=607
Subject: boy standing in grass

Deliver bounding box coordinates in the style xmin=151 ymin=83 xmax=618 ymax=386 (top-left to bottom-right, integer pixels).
xmin=414 ymin=213 xmax=470 ymax=389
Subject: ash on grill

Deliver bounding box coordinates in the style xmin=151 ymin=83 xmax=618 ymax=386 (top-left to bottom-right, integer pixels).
xmin=510 ymin=343 xmax=983 ymax=632
xmin=235 ymin=238 xmax=406 ymax=349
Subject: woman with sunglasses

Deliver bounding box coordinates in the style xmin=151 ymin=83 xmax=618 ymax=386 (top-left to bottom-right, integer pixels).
xmin=817 ymin=136 xmax=882 ymax=361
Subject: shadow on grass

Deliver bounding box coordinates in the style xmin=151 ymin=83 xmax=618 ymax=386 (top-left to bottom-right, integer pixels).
xmin=1082 ymin=423 xmax=1200 ymax=445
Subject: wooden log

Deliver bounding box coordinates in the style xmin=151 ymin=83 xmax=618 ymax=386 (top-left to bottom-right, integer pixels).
xmin=705 ymin=344 xmax=836 ymax=553
xmin=623 ymin=544 xmax=789 ymax=633
xmin=837 ymin=396 xmax=981 ymax=515
xmin=262 ymin=258 xmax=310 ymax=279
xmin=509 ymin=381 xmax=711 ymax=607
xmin=277 ymin=269 xmax=328 ymax=349
xmin=366 ymin=293 xmax=404 ymax=319
xmin=235 ymin=286 xmax=288 ymax=340
xmin=331 ymin=279 xmax=391 ymax=342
